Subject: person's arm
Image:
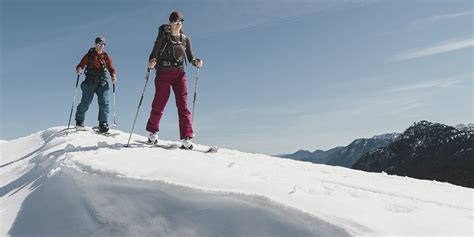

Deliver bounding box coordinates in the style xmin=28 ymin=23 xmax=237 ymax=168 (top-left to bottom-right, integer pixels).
xmin=185 ymin=36 xmax=195 ymax=63
xmin=106 ymin=54 xmax=117 ymax=83
xmin=76 ymin=53 xmax=88 ymax=75
xmin=186 ymin=37 xmax=203 ymax=68
xmin=148 ymin=29 xmax=166 ymax=67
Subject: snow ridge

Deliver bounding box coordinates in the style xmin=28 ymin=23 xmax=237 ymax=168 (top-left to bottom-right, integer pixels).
xmin=1 ymin=127 xmax=473 ymax=237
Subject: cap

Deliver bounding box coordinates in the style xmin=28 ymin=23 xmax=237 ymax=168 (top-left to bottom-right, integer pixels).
xmin=169 ymin=11 xmax=184 ymax=22
xmin=95 ymin=37 xmax=105 ymax=44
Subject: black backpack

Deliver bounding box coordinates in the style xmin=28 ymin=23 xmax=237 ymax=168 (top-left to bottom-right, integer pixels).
xmin=158 ymin=24 xmax=188 ymax=65
xmin=85 ymin=48 xmax=108 ymax=76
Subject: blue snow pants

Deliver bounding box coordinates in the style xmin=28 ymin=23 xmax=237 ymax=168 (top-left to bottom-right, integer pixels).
xmin=75 ymin=75 xmax=109 ymax=123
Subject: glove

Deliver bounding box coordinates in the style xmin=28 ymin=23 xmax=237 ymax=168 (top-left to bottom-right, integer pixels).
xmin=192 ymin=58 xmax=203 ymax=68
xmin=111 ymin=75 xmax=117 ymax=84
xmin=76 ymin=67 xmax=82 ymax=75
xmin=148 ymin=58 xmax=157 ymax=69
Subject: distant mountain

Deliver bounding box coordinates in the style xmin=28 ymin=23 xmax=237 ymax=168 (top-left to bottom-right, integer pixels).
xmin=300 ymin=147 xmax=345 ymax=164
xmin=278 ymin=133 xmax=399 ymax=166
xmin=325 ymin=133 xmax=399 ymax=168
xmin=277 ymin=149 xmax=312 ymax=161
xmin=352 ymin=121 xmax=474 ymax=188
xmin=278 ymin=147 xmax=344 ymax=164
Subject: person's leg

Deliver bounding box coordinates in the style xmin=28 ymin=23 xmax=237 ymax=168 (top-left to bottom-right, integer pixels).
xmin=171 ymin=70 xmax=193 ymax=140
xmin=75 ymin=79 xmax=96 ymax=125
xmin=96 ymin=79 xmax=110 ymax=124
xmin=146 ymin=70 xmax=173 ymax=133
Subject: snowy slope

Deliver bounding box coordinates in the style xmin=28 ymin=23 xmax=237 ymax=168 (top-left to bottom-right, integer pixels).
xmin=1 ymin=127 xmax=473 ymax=236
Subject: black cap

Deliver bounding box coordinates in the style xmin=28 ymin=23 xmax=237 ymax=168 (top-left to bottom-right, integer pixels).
xmin=95 ymin=37 xmax=105 ymax=44
xmin=169 ymin=11 xmax=184 ymax=22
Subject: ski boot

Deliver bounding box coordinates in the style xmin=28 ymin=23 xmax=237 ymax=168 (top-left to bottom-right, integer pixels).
xmin=147 ymin=132 xmax=158 ymax=144
xmin=98 ymin=122 xmax=109 ymax=133
xmin=75 ymin=121 xmax=86 ymax=131
xmin=180 ymin=137 xmax=194 ymax=150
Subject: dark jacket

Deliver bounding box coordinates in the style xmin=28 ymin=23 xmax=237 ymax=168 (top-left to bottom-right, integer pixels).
xmin=149 ymin=25 xmax=195 ymax=70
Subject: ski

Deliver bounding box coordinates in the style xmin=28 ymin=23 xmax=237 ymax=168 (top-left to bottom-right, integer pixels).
xmin=94 ymin=131 xmax=120 ymax=137
xmin=62 ymin=128 xmax=77 ymax=133
xmin=76 ymin=126 xmax=88 ymax=132
xmin=63 ymin=127 xmax=86 ymax=135
xmin=134 ymin=140 xmax=218 ymax=153
xmin=135 ymin=140 xmax=179 ymax=150
xmin=180 ymin=145 xmax=218 ymax=153
xmin=91 ymin=127 xmax=120 ymax=137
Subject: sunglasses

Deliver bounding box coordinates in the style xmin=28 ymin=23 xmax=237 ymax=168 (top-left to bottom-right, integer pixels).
xmin=96 ymin=42 xmax=106 ymax=46
xmin=171 ymin=19 xmax=184 ymax=24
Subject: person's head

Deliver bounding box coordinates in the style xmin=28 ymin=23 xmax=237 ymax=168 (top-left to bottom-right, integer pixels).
xmin=95 ymin=37 xmax=106 ymax=51
xmin=169 ymin=11 xmax=184 ymax=32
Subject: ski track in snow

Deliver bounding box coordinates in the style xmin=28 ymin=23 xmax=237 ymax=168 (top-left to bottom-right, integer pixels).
xmin=1 ymin=127 xmax=473 ymax=237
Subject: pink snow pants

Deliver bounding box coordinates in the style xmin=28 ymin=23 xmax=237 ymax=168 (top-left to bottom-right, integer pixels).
xmin=146 ymin=68 xmax=193 ymax=139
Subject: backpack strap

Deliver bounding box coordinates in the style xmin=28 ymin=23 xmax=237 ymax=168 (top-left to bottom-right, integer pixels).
xmin=85 ymin=48 xmax=108 ymax=77
xmin=158 ymin=24 xmax=171 ymax=58
xmin=181 ymin=33 xmax=188 ymax=67
xmin=157 ymin=24 xmax=188 ymax=66
xmin=103 ymin=52 xmax=108 ymax=64
xmin=168 ymin=33 xmax=187 ymax=64
xmin=84 ymin=48 xmax=95 ymax=74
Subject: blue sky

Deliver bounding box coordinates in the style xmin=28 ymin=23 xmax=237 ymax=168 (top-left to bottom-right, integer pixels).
xmin=1 ymin=0 xmax=472 ymax=155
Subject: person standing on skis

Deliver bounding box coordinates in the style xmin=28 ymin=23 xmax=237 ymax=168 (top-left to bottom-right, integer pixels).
xmin=75 ymin=37 xmax=117 ymax=133
xmin=146 ymin=11 xmax=203 ymax=149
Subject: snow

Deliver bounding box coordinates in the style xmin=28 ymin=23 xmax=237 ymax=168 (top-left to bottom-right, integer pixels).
xmin=371 ymin=133 xmax=400 ymax=140
xmin=1 ymin=127 xmax=473 ymax=236
xmin=455 ymin=123 xmax=474 ymax=131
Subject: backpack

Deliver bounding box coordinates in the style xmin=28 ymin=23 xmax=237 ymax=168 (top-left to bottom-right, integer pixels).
xmin=158 ymin=24 xmax=188 ymax=65
xmin=85 ymin=48 xmax=108 ymax=76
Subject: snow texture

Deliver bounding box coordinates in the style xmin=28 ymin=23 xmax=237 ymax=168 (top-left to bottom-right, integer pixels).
xmin=1 ymin=127 xmax=473 ymax=237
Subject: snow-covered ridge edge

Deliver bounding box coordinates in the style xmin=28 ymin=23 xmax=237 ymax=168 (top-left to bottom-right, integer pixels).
xmin=2 ymin=126 xmax=472 ymax=237
xmin=454 ymin=123 xmax=474 ymax=131
xmin=370 ymin=132 xmax=400 ymax=140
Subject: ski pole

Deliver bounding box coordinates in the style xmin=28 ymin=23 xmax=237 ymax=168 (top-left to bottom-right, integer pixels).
xmin=126 ymin=68 xmax=152 ymax=147
xmin=112 ymin=83 xmax=117 ymax=127
xmin=191 ymin=68 xmax=200 ymax=123
xmin=67 ymin=74 xmax=81 ymax=131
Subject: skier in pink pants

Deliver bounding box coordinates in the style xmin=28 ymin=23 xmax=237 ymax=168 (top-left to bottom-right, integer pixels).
xmin=146 ymin=11 xmax=203 ymax=150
